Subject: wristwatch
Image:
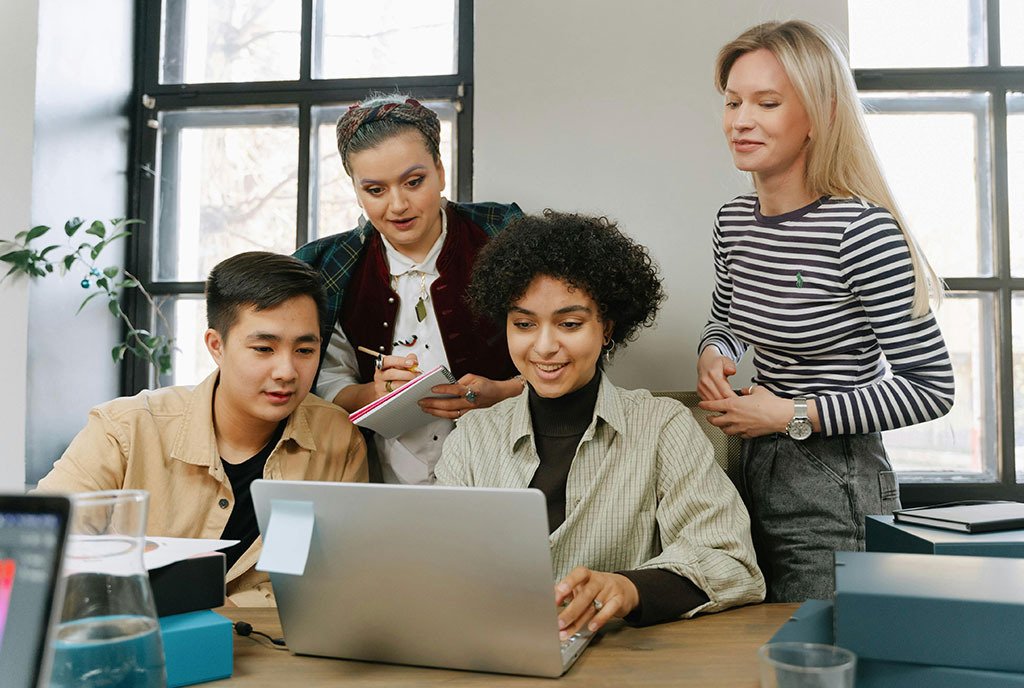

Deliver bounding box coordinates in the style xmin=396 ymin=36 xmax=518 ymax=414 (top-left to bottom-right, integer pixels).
xmin=785 ymin=397 xmax=813 ymax=440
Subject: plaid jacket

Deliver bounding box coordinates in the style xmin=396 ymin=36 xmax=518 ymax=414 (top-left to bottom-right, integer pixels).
xmin=295 ymin=201 xmax=524 ymax=361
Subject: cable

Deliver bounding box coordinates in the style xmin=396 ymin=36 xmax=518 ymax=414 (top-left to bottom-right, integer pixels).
xmin=233 ymin=620 xmax=288 ymax=650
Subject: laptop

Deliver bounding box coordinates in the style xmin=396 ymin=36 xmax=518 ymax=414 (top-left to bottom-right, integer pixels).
xmin=251 ymin=480 xmax=593 ymax=677
xmin=0 ymin=494 xmax=72 ymax=688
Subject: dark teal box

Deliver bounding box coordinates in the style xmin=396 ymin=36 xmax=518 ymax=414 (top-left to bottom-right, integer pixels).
xmin=159 ymin=610 xmax=233 ymax=687
xmin=866 ymin=515 xmax=1024 ymax=558
xmin=772 ymin=600 xmax=1024 ymax=687
xmin=834 ymin=551 xmax=1024 ymax=673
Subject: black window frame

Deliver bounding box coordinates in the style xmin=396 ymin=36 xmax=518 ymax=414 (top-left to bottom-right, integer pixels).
xmin=124 ymin=0 xmax=474 ymax=394
xmin=853 ymin=0 xmax=1024 ymax=504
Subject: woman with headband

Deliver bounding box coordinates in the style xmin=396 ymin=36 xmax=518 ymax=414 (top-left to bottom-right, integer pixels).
xmin=697 ymin=21 xmax=954 ymax=602
xmin=296 ymin=95 xmax=523 ymax=484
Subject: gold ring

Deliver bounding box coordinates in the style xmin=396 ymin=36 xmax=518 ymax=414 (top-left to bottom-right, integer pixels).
xmin=385 ymin=380 xmax=394 ymax=393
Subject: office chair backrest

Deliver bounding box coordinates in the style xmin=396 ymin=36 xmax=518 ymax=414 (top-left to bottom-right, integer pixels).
xmin=653 ymin=391 xmax=743 ymax=488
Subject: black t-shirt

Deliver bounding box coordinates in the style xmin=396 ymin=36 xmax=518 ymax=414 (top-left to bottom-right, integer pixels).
xmin=219 ymin=422 xmax=286 ymax=572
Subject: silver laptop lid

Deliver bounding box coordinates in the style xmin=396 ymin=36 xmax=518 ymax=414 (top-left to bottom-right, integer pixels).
xmin=0 ymin=494 xmax=71 ymax=688
xmin=252 ymin=480 xmax=568 ymax=677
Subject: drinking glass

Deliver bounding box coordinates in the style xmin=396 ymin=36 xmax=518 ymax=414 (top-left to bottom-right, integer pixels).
xmin=759 ymin=642 xmax=856 ymax=688
xmin=49 ymin=490 xmax=166 ymax=687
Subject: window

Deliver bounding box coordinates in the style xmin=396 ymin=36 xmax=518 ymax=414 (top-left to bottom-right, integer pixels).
xmin=127 ymin=0 xmax=471 ymax=390
xmin=850 ymin=0 xmax=1024 ymax=501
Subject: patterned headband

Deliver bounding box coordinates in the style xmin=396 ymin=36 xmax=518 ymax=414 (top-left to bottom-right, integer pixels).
xmin=335 ymin=98 xmax=441 ymax=167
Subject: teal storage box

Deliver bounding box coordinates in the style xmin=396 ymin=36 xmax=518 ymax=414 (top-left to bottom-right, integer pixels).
xmin=867 ymin=515 xmax=1024 ymax=558
xmin=834 ymin=551 xmax=1024 ymax=673
xmin=770 ymin=599 xmax=833 ymax=644
xmin=159 ymin=610 xmax=233 ymax=687
xmin=772 ymin=600 xmax=1024 ymax=687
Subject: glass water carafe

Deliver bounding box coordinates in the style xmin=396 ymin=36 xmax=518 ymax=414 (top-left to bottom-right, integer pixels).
xmin=50 ymin=489 xmax=166 ymax=687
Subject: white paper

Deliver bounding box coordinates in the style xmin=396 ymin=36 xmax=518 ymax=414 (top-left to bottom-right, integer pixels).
xmin=256 ymin=499 xmax=314 ymax=576
xmin=143 ymin=536 xmax=239 ymax=571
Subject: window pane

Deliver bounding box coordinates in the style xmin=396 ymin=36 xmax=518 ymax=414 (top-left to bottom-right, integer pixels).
xmin=849 ymin=0 xmax=985 ymax=68
xmin=315 ymin=0 xmax=456 ymax=79
xmin=1001 ymin=0 xmax=1024 ymax=66
xmin=885 ymin=293 xmax=996 ymax=480
xmin=161 ymin=0 xmax=300 ymax=84
xmin=1007 ymin=94 xmax=1024 ymax=276
xmin=310 ymin=101 xmax=455 ymax=240
xmin=1015 ymin=294 xmax=1024 ymax=481
xmin=154 ymin=108 xmax=299 ymax=282
xmin=154 ymin=296 xmax=216 ymax=388
xmin=863 ymin=93 xmax=990 ymax=278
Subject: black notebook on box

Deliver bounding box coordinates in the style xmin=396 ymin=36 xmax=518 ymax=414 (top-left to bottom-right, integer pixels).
xmin=893 ymin=501 xmax=1024 ymax=534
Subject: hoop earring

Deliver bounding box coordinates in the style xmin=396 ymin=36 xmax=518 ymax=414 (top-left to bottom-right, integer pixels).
xmin=602 ymin=338 xmax=616 ymax=357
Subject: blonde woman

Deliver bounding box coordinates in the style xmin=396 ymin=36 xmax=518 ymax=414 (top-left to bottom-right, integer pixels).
xmin=697 ymin=20 xmax=954 ymax=602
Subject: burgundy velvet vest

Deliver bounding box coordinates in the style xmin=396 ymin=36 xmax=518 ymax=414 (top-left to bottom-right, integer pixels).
xmin=339 ymin=207 xmax=516 ymax=384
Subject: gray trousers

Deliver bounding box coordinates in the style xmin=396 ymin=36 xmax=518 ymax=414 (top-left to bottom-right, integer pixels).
xmin=740 ymin=433 xmax=901 ymax=603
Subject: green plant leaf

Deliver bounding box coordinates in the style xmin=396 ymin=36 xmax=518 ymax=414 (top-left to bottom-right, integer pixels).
xmin=0 ymin=250 xmax=31 ymax=264
xmin=64 ymin=217 xmax=84 ymax=236
xmin=111 ymin=344 xmax=128 ymax=364
xmin=39 ymin=245 xmax=61 ymax=258
xmin=62 ymin=255 xmax=75 ymax=271
xmin=103 ymin=266 xmax=119 ymax=278
xmin=157 ymin=354 xmax=172 ymax=374
xmin=76 ymin=291 xmax=101 ymax=315
xmin=90 ymin=244 xmax=104 ymax=260
xmin=96 ymin=277 xmax=108 ymax=290
xmin=86 ymin=220 xmax=106 ymax=239
xmin=108 ymin=300 xmax=120 ymax=317
xmin=25 ymin=225 xmax=50 ymax=241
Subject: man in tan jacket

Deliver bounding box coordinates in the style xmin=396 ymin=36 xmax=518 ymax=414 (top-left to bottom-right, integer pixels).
xmin=37 ymin=251 xmax=367 ymax=605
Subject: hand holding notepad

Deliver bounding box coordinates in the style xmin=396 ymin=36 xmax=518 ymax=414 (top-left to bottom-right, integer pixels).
xmin=349 ymin=365 xmax=458 ymax=438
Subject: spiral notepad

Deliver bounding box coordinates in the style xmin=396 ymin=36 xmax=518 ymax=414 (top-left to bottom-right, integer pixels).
xmin=349 ymin=365 xmax=458 ymax=438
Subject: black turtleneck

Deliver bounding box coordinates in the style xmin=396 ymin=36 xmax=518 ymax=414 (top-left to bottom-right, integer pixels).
xmin=527 ymin=371 xmax=601 ymax=532
xmin=525 ymin=371 xmax=709 ymax=626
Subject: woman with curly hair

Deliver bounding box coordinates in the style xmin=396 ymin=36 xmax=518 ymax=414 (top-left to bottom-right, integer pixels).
xmin=699 ymin=21 xmax=954 ymax=602
xmin=436 ymin=211 xmax=764 ymax=639
xmin=295 ymin=94 xmax=524 ymax=484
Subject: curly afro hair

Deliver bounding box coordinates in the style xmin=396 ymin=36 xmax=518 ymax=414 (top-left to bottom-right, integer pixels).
xmin=469 ymin=210 xmax=665 ymax=353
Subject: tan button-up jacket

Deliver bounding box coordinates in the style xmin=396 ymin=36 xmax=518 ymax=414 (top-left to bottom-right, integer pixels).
xmin=36 ymin=371 xmax=367 ymax=605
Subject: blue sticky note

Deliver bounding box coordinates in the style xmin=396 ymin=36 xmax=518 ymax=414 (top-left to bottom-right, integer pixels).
xmin=256 ymin=499 xmax=314 ymax=576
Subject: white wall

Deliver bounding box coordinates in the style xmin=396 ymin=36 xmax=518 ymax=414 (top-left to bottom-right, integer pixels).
xmin=25 ymin=0 xmax=133 ymax=484
xmin=0 ymin=1 xmax=39 ymax=490
xmin=475 ymin=0 xmax=848 ymax=391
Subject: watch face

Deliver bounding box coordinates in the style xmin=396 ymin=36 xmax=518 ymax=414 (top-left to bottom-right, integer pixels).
xmin=787 ymin=418 xmax=813 ymax=441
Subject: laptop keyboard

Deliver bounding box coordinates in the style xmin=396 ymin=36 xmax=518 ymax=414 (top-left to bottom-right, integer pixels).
xmin=560 ymin=629 xmax=593 ymax=666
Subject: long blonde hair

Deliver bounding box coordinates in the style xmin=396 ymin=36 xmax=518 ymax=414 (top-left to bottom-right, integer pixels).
xmin=715 ymin=20 xmax=942 ymax=317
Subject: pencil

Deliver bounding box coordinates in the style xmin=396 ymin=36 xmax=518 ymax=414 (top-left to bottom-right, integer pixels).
xmin=357 ymin=345 xmax=420 ymax=373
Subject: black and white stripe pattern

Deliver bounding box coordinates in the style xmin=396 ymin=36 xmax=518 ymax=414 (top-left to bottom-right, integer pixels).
xmin=699 ymin=195 xmax=954 ymax=436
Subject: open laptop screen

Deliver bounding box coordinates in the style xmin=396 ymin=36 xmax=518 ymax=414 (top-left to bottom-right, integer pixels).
xmin=0 ymin=495 xmax=71 ymax=688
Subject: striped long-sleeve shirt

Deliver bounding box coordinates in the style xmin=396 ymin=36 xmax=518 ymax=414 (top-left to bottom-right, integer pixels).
xmin=698 ymin=194 xmax=954 ymax=436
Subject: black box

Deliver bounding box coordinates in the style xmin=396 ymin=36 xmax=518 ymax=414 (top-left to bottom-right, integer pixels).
xmin=149 ymin=552 xmax=226 ymax=617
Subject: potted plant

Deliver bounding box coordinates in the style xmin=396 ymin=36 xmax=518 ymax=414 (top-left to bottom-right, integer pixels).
xmin=1 ymin=217 xmax=174 ymax=377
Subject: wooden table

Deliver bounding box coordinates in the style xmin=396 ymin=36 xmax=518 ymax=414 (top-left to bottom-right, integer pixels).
xmin=211 ymin=603 xmax=798 ymax=687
